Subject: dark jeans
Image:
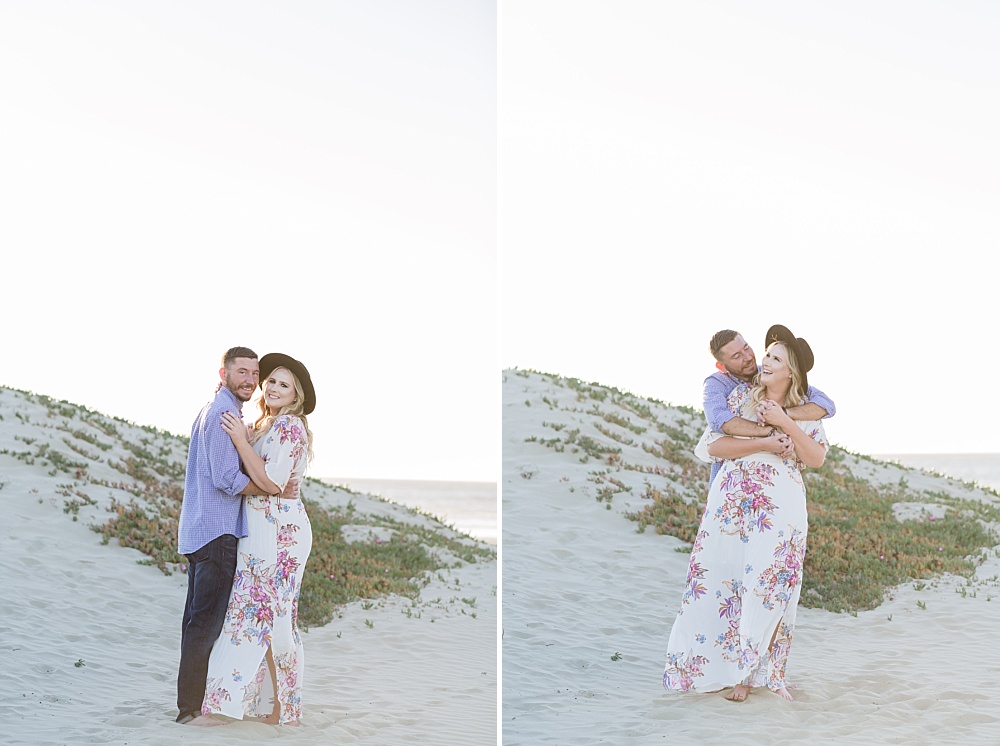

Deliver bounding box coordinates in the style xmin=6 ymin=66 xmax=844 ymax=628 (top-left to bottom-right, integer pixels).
xmin=175 ymin=533 xmax=238 ymax=722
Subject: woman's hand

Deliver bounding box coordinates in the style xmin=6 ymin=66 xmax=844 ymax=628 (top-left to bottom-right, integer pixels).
xmin=220 ymin=411 xmax=250 ymax=445
xmin=757 ymin=399 xmax=793 ymax=429
xmin=763 ymin=432 xmax=795 ymax=459
xmin=760 ymin=400 xmax=826 ymax=468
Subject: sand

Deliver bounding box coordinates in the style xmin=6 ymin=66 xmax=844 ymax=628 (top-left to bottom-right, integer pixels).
xmin=502 ymin=370 xmax=1000 ymax=745
xmin=0 ymin=387 xmax=497 ymax=745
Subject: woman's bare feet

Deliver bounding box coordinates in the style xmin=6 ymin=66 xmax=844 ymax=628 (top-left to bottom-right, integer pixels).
xmin=256 ymin=710 xmax=280 ymax=725
xmin=774 ymin=686 xmax=794 ymax=701
xmin=725 ymin=684 xmax=751 ymax=702
xmin=186 ymin=715 xmax=226 ymax=727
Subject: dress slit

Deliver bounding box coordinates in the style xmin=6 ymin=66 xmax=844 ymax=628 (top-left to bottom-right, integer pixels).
xmin=201 ymin=493 xmax=312 ymax=723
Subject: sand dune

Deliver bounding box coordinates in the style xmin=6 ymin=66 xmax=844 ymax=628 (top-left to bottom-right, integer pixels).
xmin=502 ymin=370 xmax=1000 ymax=745
xmin=0 ymin=386 xmax=496 ymax=745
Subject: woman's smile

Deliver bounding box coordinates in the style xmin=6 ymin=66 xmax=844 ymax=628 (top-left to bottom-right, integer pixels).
xmin=263 ymin=367 xmax=297 ymax=411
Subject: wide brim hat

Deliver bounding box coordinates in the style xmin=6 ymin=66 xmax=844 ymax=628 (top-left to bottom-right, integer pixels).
xmin=258 ymin=353 xmax=316 ymax=415
xmin=764 ymin=325 xmax=813 ymax=392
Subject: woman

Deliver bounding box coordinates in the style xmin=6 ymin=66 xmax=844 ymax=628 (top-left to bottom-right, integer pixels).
xmin=662 ymin=325 xmax=828 ymax=702
xmin=190 ymin=352 xmax=315 ymax=726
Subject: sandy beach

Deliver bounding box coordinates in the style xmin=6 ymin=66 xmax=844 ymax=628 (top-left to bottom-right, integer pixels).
xmin=502 ymin=370 xmax=1000 ymax=745
xmin=0 ymin=386 xmax=497 ymax=745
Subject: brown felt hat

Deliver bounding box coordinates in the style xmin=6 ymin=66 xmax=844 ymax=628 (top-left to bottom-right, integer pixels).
xmin=764 ymin=325 xmax=814 ymax=392
xmin=258 ymin=353 xmax=316 ymax=415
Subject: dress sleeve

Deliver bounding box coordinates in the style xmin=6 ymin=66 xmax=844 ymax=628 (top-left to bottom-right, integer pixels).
xmin=261 ymin=415 xmax=308 ymax=492
xmin=794 ymin=420 xmax=829 ymax=469
xmin=694 ymin=427 xmax=725 ymax=464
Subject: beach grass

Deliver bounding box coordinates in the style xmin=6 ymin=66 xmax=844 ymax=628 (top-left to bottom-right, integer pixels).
xmin=92 ymin=477 xmax=495 ymax=629
xmin=3 ymin=387 xmax=495 ymax=629
xmin=629 ymin=450 xmax=996 ymax=612
xmin=510 ymin=370 xmax=998 ymax=615
xmin=299 ymin=496 xmax=495 ymax=627
xmin=801 ymin=450 xmax=998 ymax=612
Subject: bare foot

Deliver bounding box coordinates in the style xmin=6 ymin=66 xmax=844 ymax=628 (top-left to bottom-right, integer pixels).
xmin=774 ymin=687 xmax=794 ymax=701
xmin=283 ymin=720 xmax=300 ymax=727
xmin=186 ymin=715 xmax=226 ymax=727
xmin=255 ymin=711 xmax=280 ymax=725
xmin=725 ymin=684 xmax=751 ymax=702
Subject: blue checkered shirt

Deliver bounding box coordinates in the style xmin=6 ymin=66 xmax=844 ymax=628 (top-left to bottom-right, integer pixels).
xmin=703 ymin=369 xmax=836 ymax=486
xmin=177 ymin=385 xmax=250 ymax=554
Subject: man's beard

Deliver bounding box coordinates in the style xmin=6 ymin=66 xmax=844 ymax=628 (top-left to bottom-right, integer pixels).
xmin=225 ymin=376 xmax=253 ymax=402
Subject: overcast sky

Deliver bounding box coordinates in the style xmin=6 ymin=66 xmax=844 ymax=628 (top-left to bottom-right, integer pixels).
xmin=2 ymin=0 xmax=496 ymax=482
xmin=4 ymin=2 xmax=997 ymax=486
xmin=501 ymin=1 xmax=1000 ymax=456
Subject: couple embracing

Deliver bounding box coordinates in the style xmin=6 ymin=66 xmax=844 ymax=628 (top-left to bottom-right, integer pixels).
xmin=174 ymin=346 xmax=316 ymax=726
xmin=663 ymin=325 xmax=835 ymax=703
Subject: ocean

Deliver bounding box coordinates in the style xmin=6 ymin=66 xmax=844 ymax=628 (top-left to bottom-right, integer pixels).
xmin=318 ymin=477 xmax=497 ymax=546
xmin=871 ymin=453 xmax=1000 ymax=493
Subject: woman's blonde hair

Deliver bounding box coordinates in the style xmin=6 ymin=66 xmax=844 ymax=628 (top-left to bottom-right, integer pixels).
xmin=745 ymin=341 xmax=807 ymax=416
xmin=250 ymin=366 xmax=314 ymax=463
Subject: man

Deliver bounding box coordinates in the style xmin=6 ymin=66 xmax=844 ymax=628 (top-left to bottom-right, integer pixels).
xmin=175 ymin=346 xmax=267 ymax=724
xmin=703 ymin=329 xmax=836 ymax=485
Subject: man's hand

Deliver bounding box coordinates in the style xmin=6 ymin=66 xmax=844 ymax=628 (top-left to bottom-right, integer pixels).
xmin=778 ymin=437 xmax=795 ymax=460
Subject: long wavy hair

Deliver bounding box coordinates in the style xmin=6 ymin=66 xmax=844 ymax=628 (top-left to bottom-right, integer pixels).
xmin=250 ymin=366 xmax=314 ymax=463
xmin=745 ymin=341 xmax=807 ymax=417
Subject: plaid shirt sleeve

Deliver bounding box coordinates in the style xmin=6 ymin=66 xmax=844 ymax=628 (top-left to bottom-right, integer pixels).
xmin=703 ymin=372 xmax=737 ymax=432
xmin=205 ymin=405 xmax=251 ymax=495
xmin=177 ymin=389 xmax=251 ymax=554
xmin=804 ymin=385 xmax=836 ymax=419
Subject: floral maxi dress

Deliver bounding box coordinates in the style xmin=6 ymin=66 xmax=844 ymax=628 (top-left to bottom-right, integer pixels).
xmin=662 ymin=385 xmax=827 ymax=694
xmin=202 ymin=415 xmax=313 ymax=723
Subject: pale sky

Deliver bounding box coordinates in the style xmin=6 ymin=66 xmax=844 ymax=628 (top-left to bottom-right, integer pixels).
xmin=2 ymin=1 xmax=496 ymax=482
xmin=501 ymin=2 xmax=1000 ymax=456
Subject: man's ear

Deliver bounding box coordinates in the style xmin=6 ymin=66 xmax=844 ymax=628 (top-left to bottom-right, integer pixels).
xmin=715 ymin=361 xmax=725 ymax=372
xmin=219 ymin=367 xmax=227 ymax=382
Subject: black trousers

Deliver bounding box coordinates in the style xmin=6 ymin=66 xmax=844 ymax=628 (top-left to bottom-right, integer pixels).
xmin=175 ymin=533 xmax=238 ymax=721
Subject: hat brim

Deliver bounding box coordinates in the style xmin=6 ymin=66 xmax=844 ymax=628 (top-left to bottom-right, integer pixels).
xmin=258 ymin=353 xmax=316 ymax=415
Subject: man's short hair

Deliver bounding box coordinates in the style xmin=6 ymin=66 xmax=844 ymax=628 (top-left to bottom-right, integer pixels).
xmin=709 ymin=330 xmax=740 ymax=361
xmin=222 ymin=346 xmax=258 ymax=368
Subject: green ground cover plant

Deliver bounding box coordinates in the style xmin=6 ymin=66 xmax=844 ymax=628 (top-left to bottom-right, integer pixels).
xmin=632 ymin=455 xmax=997 ymax=612
xmin=515 ymin=371 xmax=998 ymax=615
xmin=3 ymin=387 xmax=495 ymax=630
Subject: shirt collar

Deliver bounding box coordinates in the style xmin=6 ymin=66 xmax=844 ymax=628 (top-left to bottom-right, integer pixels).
xmin=717 ymin=369 xmax=744 ymax=385
xmin=217 ymin=384 xmax=243 ymax=410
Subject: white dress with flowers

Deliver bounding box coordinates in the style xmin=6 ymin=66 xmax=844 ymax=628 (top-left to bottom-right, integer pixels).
xmin=663 ymin=384 xmax=827 ymax=694
xmin=202 ymin=415 xmax=313 ymax=724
